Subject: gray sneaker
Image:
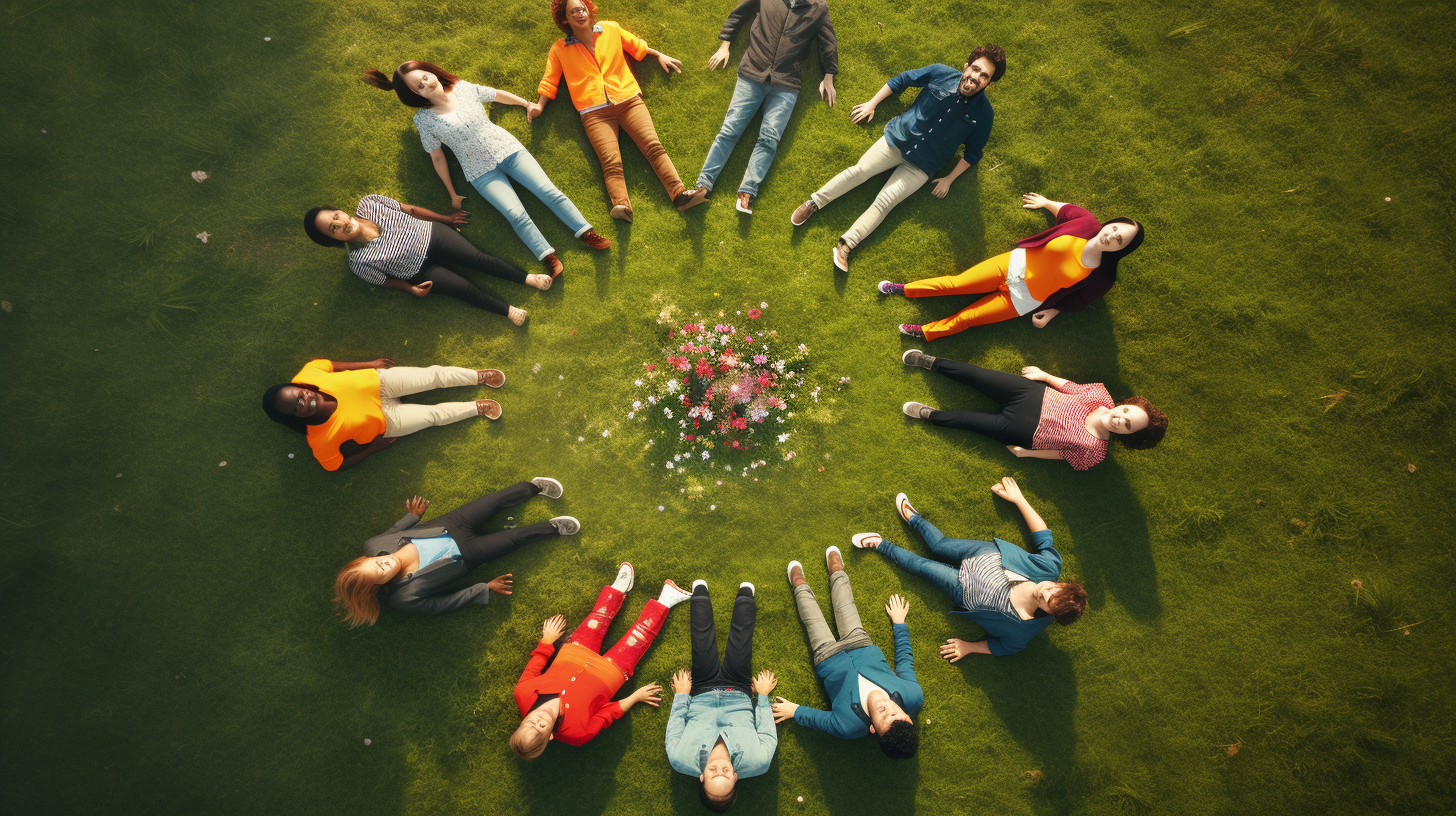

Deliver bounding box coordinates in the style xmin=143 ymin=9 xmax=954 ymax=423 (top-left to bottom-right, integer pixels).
xmin=550 ymin=516 xmax=581 ymax=535
xmin=902 ymin=349 xmax=937 ymax=370
xmin=531 ymin=477 xmax=564 ymax=499
xmin=902 ymin=401 xmax=935 ymax=420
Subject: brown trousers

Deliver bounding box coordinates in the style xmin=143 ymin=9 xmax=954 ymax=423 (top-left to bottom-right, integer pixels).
xmin=580 ymin=95 xmax=685 ymax=208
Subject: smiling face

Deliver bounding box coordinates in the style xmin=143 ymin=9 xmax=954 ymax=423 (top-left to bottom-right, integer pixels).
xmin=959 ymin=57 xmax=997 ymax=97
xmin=865 ymin=689 xmax=913 ymax=735
xmin=1106 ymin=404 xmax=1150 ymax=435
xmin=274 ymin=384 xmax=323 ymax=418
xmin=401 ymin=68 xmax=447 ymax=102
xmin=701 ymin=754 xmax=738 ymax=801
xmin=313 ymin=209 xmax=363 ymax=244
xmin=564 ymin=0 xmax=592 ymax=28
xmin=1094 ymin=220 xmax=1140 ymax=251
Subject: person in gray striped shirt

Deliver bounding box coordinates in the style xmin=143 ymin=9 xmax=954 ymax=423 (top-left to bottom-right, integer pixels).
xmin=852 ymin=477 xmax=1086 ymax=658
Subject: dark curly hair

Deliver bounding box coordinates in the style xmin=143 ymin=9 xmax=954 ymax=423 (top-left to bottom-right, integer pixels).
xmin=1049 ymin=582 xmax=1087 ymax=626
xmin=699 ymin=780 xmax=736 ymax=812
xmin=877 ymin=719 xmax=919 ymax=760
xmin=1116 ymin=396 xmax=1168 ymax=450
xmin=361 ymin=61 xmax=460 ymax=108
xmin=551 ymin=0 xmax=598 ymax=35
xmin=968 ymin=44 xmax=1007 ymax=83
xmin=303 ymin=207 xmax=344 ymax=248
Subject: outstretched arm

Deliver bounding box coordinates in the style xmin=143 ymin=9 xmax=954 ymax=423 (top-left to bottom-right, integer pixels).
xmin=850 ymin=84 xmax=894 ymax=124
xmin=1021 ymin=192 xmax=1067 ymax=216
xmin=426 ymin=149 xmax=467 ymax=211
xmin=1019 ymin=366 xmax=1070 ymax=390
xmin=399 ymin=202 xmax=469 ymax=227
xmin=990 ymin=477 xmax=1048 ymax=533
xmin=1006 ymin=446 xmax=1064 ymax=461
xmin=940 ymin=637 xmax=995 ymax=661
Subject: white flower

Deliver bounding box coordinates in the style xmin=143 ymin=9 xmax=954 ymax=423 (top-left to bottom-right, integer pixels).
xmin=602 ymin=429 xmax=611 ymax=438
xmin=632 ymin=400 xmax=642 ymax=410
xmin=191 ymin=171 xmax=208 ymax=183
xmin=627 ymin=412 xmax=635 ymax=419
xmin=666 ymin=462 xmax=675 ymax=469
xmin=658 ymin=505 xmax=665 ymax=511
xmin=648 ymin=395 xmax=659 ymax=405
xmin=558 ymin=375 xmax=564 ymax=380
xmin=760 ymin=302 xmax=768 ymax=308
xmin=196 ymin=232 xmax=211 ymax=243
xmin=578 ymin=436 xmax=584 ymax=441
xmin=674 ymin=454 xmax=682 ymax=461
xmin=532 ymin=362 xmax=542 ymax=374
xmin=634 ymin=379 xmax=643 ymax=386
xmin=701 ymin=451 xmax=710 ymax=460
xmin=710 ymin=504 xmax=717 ymax=510
xmin=777 ymin=433 xmax=790 ymax=443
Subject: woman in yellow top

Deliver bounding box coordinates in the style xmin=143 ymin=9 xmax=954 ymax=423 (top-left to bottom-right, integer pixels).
xmin=262 ymin=359 xmax=505 ymax=471
xmin=880 ymin=193 xmax=1145 ymax=341
xmin=527 ymin=0 xmax=708 ymax=221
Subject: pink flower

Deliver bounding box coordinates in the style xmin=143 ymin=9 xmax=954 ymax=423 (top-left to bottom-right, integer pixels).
xmin=744 ymin=335 xmax=754 ymax=343
xmin=645 ymin=363 xmax=655 ymax=371
xmin=753 ymin=354 xmax=768 ymax=365
xmin=731 ymin=417 xmax=749 ymax=430
xmin=748 ymin=308 xmax=761 ymax=319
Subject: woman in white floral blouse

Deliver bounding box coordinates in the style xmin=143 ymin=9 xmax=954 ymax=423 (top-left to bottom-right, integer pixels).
xmin=365 ymin=60 xmax=611 ymax=278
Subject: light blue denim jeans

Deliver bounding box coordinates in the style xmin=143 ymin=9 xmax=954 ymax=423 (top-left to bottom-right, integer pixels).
xmin=696 ymin=76 xmax=799 ymax=198
xmin=469 ymin=150 xmax=591 ymax=261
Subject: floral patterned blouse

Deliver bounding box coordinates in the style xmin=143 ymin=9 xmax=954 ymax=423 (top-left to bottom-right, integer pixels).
xmin=413 ymin=81 xmax=524 ymax=181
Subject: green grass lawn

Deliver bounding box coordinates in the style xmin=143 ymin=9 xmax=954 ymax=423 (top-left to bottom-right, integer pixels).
xmin=2 ymin=0 xmax=1454 ymax=813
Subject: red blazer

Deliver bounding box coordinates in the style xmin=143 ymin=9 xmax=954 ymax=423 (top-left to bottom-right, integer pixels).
xmin=1016 ymin=204 xmax=1110 ymax=314
xmin=513 ymin=641 xmax=629 ymax=746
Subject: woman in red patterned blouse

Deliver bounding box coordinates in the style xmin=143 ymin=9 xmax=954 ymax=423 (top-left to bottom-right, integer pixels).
xmin=899 ymin=351 xmax=1166 ymax=471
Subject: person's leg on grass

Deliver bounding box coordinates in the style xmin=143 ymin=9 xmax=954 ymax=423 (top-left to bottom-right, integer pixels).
xmin=905 ymin=253 xmax=1010 ymax=298
xmin=929 ymin=359 xmax=1043 ymax=405
xmin=603 ymin=599 xmax=671 ymax=677
xmin=697 ymin=77 xmax=768 ymax=193
xmin=380 ymin=401 xmax=481 ymax=437
xmin=498 ymin=151 xmax=594 ymax=238
xmin=410 ymin=265 xmax=510 ymax=316
xmin=469 ymin=169 xmax=555 ymax=261
xmin=619 ymin=97 xmax=687 ymax=200
xmin=921 ymin=293 xmax=1021 ymax=341
xmin=425 ymin=222 xmax=529 ymax=284
xmin=720 ymin=585 xmax=757 ymax=691
xmin=569 ymin=584 xmax=626 ymax=653
xmin=581 ymin=105 xmax=629 ymax=210
xmin=377 ymin=365 xmax=479 ymax=398
xmin=874 ymin=540 xmax=964 ymax=604
xmin=792 ymin=581 xmax=837 ymax=666
xmin=739 ymin=86 xmax=798 ymax=198
xmin=839 ymin=161 xmax=929 ymax=250
xmin=826 ymin=567 xmax=868 ymax=645
xmin=432 ymin=482 xmax=539 ymax=533
xmin=809 ymin=137 xmax=903 ymax=211
xmin=689 ymin=584 xmax=723 ymax=692
xmin=451 ymin=521 xmax=559 ymax=568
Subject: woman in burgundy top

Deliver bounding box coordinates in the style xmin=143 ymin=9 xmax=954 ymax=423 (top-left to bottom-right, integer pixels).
xmin=899 ymin=352 xmax=1167 ymax=470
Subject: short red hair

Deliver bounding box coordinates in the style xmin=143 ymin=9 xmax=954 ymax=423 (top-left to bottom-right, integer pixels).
xmin=551 ymin=0 xmax=598 ymax=35
xmin=334 ymin=557 xmax=382 ymax=627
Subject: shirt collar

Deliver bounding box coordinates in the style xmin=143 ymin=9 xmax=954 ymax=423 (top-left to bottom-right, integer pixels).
xmin=564 ymin=23 xmax=603 ymax=45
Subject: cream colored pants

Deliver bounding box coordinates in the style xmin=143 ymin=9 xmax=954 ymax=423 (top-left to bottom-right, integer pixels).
xmin=809 ymin=137 xmax=929 ymax=249
xmin=378 ymin=366 xmax=479 ymax=437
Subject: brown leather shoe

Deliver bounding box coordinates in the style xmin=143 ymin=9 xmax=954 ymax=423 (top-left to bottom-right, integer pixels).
xmin=579 ymin=229 xmax=612 ymax=250
xmin=673 ymin=186 xmax=709 ymax=212
xmin=543 ymin=253 xmax=564 ymax=278
xmin=476 ymin=399 xmax=502 ymax=420
xmin=826 ymin=546 xmax=844 ymax=574
xmin=786 ymin=561 xmax=806 ymax=588
xmin=477 ymin=368 xmax=505 ymax=388
xmin=790 ymin=199 xmax=819 ymax=226
xmin=609 ymin=204 xmax=633 ymax=223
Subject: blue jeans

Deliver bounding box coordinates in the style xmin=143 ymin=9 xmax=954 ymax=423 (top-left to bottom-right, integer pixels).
xmin=876 ymin=515 xmax=992 ymax=607
xmin=696 ymin=76 xmax=799 ymax=197
xmin=469 ymin=150 xmax=591 ymax=261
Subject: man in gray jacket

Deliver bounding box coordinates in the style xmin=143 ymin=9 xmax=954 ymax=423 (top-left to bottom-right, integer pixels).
xmin=691 ymin=0 xmax=839 ymax=215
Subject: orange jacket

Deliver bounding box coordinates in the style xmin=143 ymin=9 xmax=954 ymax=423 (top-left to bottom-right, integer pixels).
xmin=513 ymin=641 xmax=629 ymax=746
xmin=292 ymin=360 xmax=385 ymax=471
xmin=538 ymin=21 xmax=649 ymax=113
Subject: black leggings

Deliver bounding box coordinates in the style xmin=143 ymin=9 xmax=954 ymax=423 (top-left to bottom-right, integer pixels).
xmin=432 ymin=481 xmax=557 ymax=568
xmin=690 ymin=584 xmax=757 ymax=696
xmin=926 ymin=360 xmax=1045 ymax=447
xmin=407 ymin=222 xmax=528 ymax=317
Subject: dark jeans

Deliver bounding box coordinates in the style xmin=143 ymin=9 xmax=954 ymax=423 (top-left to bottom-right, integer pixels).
xmin=876 ymin=515 xmax=988 ymax=608
xmin=408 ymin=222 xmax=528 ymax=317
xmin=690 ymin=584 xmax=757 ymax=696
xmin=432 ymin=481 xmax=557 ymax=568
xmin=927 ymin=359 xmax=1045 ymax=447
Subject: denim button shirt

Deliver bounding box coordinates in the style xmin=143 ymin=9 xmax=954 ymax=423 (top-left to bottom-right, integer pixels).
xmin=664 ymin=689 xmax=778 ymax=778
xmin=882 ymin=64 xmax=995 ymax=176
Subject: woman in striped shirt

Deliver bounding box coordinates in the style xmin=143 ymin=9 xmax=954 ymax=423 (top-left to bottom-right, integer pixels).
xmin=305 ymin=195 xmax=544 ymax=326
xmin=900 ymin=353 xmax=1167 ymax=471
xmin=851 ymin=478 xmax=1084 ymax=658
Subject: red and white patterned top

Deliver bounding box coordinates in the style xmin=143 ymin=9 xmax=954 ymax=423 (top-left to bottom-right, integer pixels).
xmin=1032 ymin=381 xmax=1113 ymax=471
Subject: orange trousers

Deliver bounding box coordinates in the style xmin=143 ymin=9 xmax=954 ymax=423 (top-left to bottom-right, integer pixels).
xmin=905 ymin=253 xmax=1021 ymax=341
xmin=581 ymin=95 xmax=686 ymax=208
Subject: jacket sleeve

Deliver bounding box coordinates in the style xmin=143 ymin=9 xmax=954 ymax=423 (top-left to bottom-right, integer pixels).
xmin=719 ymin=0 xmax=758 ymax=41
xmin=1057 ymin=204 xmax=1097 ymax=224
xmin=513 ymin=641 xmax=556 ymax=713
xmin=1038 ymin=268 xmax=1115 ymax=314
xmin=385 ymin=583 xmax=489 ymax=615
xmin=752 ymin=693 xmax=779 ymax=767
xmin=383 ymin=512 xmax=420 ymax=536
xmin=664 ymin=693 xmax=690 ymax=768
xmin=792 ymin=705 xmax=860 ymax=739
xmin=960 ymin=104 xmax=993 ymax=165
xmin=886 ymin=64 xmax=939 ymax=94
xmin=537 ymin=44 xmax=564 ymax=99
xmin=816 ymin=8 xmax=839 ymax=75
xmin=618 ymin=24 xmax=650 ymax=60
xmin=1023 ymin=529 xmax=1063 ymax=577
xmin=891 ymin=622 xmax=917 ymax=685
xmin=580 ymin=698 xmax=630 ymax=742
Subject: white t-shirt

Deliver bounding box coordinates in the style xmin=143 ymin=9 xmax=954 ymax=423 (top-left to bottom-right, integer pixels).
xmin=413 ymin=81 xmax=525 ymax=181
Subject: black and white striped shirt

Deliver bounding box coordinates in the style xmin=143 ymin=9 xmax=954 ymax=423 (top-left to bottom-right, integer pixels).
xmin=958 ymin=551 xmax=1019 ymax=616
xmin=346 ymin=195 xmax=432 ymax=286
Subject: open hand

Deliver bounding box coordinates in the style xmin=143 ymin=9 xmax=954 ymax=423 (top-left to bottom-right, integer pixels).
xmin=930 ymin=177 xmax=953 ymax=198
xmin=632 ymin=682 xmax=664 ymax=708
xmin=940 ymin=637 xmax=973 ymax=663
xmin=541 ymin=614 xmax=566 ymax=644
xmin=486 ymin=574 xmax=513 ymax=595
xmin=1020 ymin=365 xmax=1047 ymax=381
xmin=370 ymin=358 xmax=397 ymax=369
xmin=771 ymin=696 xmax=798 ymax=723
xmin=708 ymin=42 xmax=730 ymax=70
xmin=819 ymin=75 xmax=836 ymax=107
xmin=410 ymin=281 xmax=433 ymax=297
xmin=850 ymin=101 xmax=877 ymax=124
xmin=752 ymin=670 xmax=778 ymax=696
xmin=1022 ymin=192 xmax=1051 ymax=210
xmin=885 ymin=594 xmax=910 ymax=624
xmin=990 ymin=477 xmax=1023 ymax=504
xmin=404 ymin=495 xmax=430 ymax=516
xmin=671 ymin=669 xmax=692 ymax=695
xmin=445 ymin=210 xmax=471 ymax=227
xmin=657 ymin=53 xmax=683 ymax=74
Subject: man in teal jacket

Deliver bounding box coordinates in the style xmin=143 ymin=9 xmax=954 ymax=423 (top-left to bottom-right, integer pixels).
xmin=665 ymin=581 xmax=779 ymax=811
xmin=772 ymin=548 xmax=923 ymax=758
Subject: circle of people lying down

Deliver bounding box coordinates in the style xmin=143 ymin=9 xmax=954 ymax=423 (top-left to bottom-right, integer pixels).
xmin=260 ymin=0 xmax=1170 ymax=804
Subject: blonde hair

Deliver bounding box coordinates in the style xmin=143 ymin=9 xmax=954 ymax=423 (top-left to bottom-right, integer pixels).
xmin=510 ymin=720 xmax=551 ymax=760
xmin=333 ymin=557 xmax=382 ymax=627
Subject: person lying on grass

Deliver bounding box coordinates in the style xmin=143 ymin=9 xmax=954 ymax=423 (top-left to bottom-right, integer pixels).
xmin=364 ymin=60 xmax=611 ymax=278
xmin=527 ymin=0 xmax=709 ymax=221
xmin=790 ymin=44 xmax=1005 ymax=274
xmin=771 ymin=549 xmax=923 ymax=759
xmin=882 ymin=192 xmax=1144 ymax=340
xmin=900 ymin=353 xmax=1167 ymax=471
xmin=304 ymin=195 xmax=550 ymax=327
xmin=665 ymin=580 xmax=778 ymax=812
xmin=334 ymin=480 xmax=579 ymax=625
xmin=511 ymin=563 xmax=693 ymax=759
xmin=262 ymin=358 xmax=504 ymax=471
xmin=852 ymin=479 xmax=1085 ymax=658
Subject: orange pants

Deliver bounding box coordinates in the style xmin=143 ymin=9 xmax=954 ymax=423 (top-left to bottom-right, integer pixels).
xmin=906 ymin=253 xmax=1021 ymax=341
xmin=581 ymin=96 xmax=686 ymax=208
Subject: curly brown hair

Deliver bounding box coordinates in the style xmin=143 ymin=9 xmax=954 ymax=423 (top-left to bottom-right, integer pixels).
xmin=362 ymin=61 xmax=460 ymax=108
xmin=1049 ymin=582 xmax=1087 ymax=626
xmin=1116 ymin=396 xmax=1168 ymax=450
xmin=968 ymin=44 xmax=1007 ymax=83
xmin=551 ymin=0 xmax=598 ymax=35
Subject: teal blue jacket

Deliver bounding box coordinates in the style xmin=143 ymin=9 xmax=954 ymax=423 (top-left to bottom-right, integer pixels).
xmin=950 ymin=529 xmax=1062 ymax=655
xmin=664 ymin=689 xmax=777 ymax=778
xmin=793 ymin=623 xmax=923 ymax=739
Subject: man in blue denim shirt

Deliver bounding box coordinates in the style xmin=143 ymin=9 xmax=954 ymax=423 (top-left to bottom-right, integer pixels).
xmin=692 ymin=0 xmax=839 ymax=216
xmin=793 ymin=44 xmax=1006 ymax=272
xmin=665 ymin=581 xmax=778 ymax=811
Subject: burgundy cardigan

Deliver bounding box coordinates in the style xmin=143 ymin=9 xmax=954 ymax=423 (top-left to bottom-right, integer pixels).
xmin=1016 ymin=204 xmax=1109 ymax=314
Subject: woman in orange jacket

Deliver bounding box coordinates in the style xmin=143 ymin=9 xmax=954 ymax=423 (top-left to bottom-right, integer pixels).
xmin=528 ymin=0 xmax=707 ymax=221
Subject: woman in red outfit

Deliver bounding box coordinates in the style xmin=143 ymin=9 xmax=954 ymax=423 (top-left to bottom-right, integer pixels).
xmin=881 ymin=193 xmax=1144 ymax=340
xmin=511 ymin=562 xmax=693 ymax=759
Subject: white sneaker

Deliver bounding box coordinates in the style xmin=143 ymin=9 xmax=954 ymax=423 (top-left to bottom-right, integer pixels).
xmin=692 ymin=579 xmax=708 ymax=592
xmin=612 ymin=562 xmax=635 ymax=593
xmin=895 ymin=493 xmax=918 ymax=522
xmin=852 ymin=532 xmax=882 ymax=549
xmin=658 ymin=579 xmax=693 ymax=608
xmin=739 ymin=582 xmax=756 ymax=596
xmin=549 ymin=516 xmax=580 ymax=535
xmin=531 ymin=477 xmax=564 ymax=499
xmin=902 ymin=401 xmax=934 ymax=420
xmin=825 ymin=545 xmax=844 ymax=572
xmin=786 ymin=560 xmax=804 ymax=584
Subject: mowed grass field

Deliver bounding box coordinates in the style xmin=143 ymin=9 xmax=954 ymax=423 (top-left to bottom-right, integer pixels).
xmin=2 ymin=0 xmax=1454 ymax=813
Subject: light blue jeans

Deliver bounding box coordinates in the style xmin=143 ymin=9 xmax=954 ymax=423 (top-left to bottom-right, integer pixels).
xmin=469 ymin=150 xmax=591 ymax=261
xmin=696 ymin=76 xmax=799 ymax=198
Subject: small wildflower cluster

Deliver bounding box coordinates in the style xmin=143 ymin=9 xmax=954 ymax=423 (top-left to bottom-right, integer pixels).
xmin=630 ymin=303 xmax=808 ymax=475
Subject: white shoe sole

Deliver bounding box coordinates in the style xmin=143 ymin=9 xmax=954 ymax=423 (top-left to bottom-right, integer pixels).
xmin=852 ymin=532 xmax=882 ymax=549
xmin=825 ymin=545 xmax=842 ymax=571
xmin=531 ymin=477 xmax=564 ymax=499
xmin=786 ymin=560 xmax=803 ymax=583
xmin=895 ymin=492 xmax=917 ymax=521
xmin=832 ymin=244 xmax=849 ymax=273
xmin=615 ymin=562 xmax=635 ymax=593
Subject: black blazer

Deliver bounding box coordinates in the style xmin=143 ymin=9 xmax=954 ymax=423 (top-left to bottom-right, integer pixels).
xmin=364 ymin=513 xmax=491 ymax=615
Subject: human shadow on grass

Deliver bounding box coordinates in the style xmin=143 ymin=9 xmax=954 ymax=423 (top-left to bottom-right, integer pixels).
xmin=798 ymin=729 xmax=921 ymax=815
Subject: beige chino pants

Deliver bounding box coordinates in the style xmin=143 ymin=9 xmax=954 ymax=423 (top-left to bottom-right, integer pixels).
xmin=809 ymin=137 xmax=930 ymax=249
xmin=378 ymin=366 xmax=480 ymax=437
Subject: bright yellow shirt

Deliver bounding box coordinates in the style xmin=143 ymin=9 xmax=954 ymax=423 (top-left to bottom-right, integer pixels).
xmin=291 ymin=359 xmax=384 ymax=471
